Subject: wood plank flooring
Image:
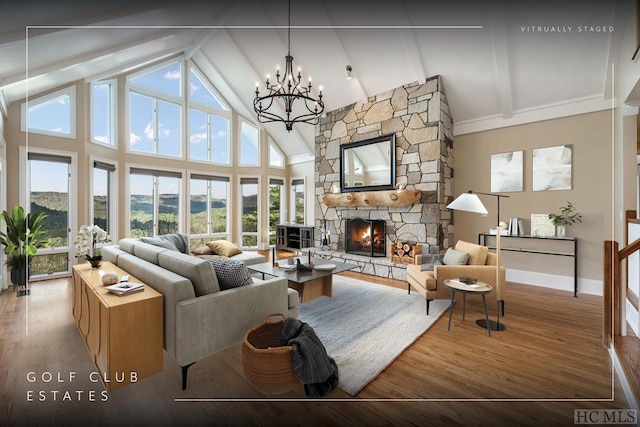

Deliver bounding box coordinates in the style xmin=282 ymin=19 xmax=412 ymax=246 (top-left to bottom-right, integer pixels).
xmin=0 ymin=272 xmax=631 ymax=426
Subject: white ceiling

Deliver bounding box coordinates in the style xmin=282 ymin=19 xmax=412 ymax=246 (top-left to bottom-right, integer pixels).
xmin=0 ymin=0 xmax=624 ymax=162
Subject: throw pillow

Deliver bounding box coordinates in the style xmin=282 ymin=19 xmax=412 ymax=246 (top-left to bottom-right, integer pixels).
xmin=442 ymin=248 xmax=469 ymax=265
xmin=421 ymin=258 xmax=444 ymax=271
xmin=191 ymin=246 xmax=214 ymax=256
xmin=158 ymin=233 xmax=189 ymax=254
xmin=206 ymin=240 xmax=243 ymax=257
xmin=141 ymin=236 xmax=180 ymax=252
xmin=203 ymin=257 xmax=253 ymax=290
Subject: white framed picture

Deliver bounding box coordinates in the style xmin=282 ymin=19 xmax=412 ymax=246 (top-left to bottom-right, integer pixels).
xmin=491 ymin=151 xmax=523 ymax=192
xmin=533 ymin=145 xmax=572 ymax=191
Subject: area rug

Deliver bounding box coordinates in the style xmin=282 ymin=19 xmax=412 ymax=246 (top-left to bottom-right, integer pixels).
xmin=297 ymin=275 xmax=450 ymax=396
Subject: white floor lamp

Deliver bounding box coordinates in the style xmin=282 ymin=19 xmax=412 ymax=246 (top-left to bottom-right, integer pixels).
xmin=446 ymin=190 xmax=509 ymax=331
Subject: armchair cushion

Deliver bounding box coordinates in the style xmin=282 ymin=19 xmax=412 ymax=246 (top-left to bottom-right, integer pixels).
xmin=454 ymin=240 xmax=488 ymax=265
xmin=442 ymin=248 xmax=469 ymax=265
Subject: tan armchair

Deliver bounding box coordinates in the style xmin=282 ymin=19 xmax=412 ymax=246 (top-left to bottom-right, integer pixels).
xmin=406 ymin=240 xmax=506 ymax=315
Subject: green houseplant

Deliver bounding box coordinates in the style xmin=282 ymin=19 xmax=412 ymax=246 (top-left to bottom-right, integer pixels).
xmin=548 ymin=202 xmax=582 ymax=237
xmin=0 ymin=205 xmax=48 ymax=290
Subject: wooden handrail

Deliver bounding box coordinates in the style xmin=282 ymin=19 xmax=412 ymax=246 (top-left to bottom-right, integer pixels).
xmin=620 ymin=237 xmax=640 ymax=261
xmin=603 ymin=210 xmax=640 ymax=348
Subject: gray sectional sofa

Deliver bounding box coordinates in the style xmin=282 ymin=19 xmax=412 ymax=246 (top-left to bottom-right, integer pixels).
xmin=102 ymin=236 xmax=299 ymax=389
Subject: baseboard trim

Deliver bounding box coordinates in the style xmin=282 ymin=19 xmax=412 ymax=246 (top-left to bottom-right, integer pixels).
xmin=506 ymin=269 xmax=602 ymax=296
xmin=610 ymin=345 xmax=639 ymax=410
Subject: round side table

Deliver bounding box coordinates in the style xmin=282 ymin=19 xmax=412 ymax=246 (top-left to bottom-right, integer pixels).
xmin=443 ymin=279 xmax=493 ymax=337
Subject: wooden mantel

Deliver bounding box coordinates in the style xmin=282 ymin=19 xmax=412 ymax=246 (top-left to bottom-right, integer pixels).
xmin=322 ymin=190 xmax=422 ymax=207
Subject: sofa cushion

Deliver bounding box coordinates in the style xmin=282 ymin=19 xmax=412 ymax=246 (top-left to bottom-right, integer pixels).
xmin=442 ymin=247 xmax=469 ymax=265
xmin=206 ymin=239 xmax=243 ymax=257
xmin=287 ymin=288 xmax=300 ymax=308
xmin=158 ymin=250 xmax=220 ymax=296
xmin=455 ymin=240 xmax=488 ymax=265
xmin=202 ymin=257 xmax=253 ymax=290
xmin=229 ymin=251 xmax=266 ymax=266
xmin=141 ymin=236 xmax=180 ymax=252
xmin=119 ymin=238 xmax=139 ymax=254
xmin=134 ymin=241 xmax=168 ymax=265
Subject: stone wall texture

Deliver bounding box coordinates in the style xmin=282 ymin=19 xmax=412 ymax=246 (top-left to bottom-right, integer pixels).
xmin=314 ymin=76 xmax=454 ymax=259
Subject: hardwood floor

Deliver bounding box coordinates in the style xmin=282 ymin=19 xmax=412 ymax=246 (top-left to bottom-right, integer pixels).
xmin=0 ymin=272 xmax=630 ymax=426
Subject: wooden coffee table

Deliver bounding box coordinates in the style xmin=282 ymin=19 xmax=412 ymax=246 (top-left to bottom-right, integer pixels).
xmin=248 ymin=257 xmax=358 ymax=302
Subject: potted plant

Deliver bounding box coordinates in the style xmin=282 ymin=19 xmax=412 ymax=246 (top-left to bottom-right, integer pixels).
xmin=0 ymin=205 xmax=48 ymax=294
xmin=74 ymin=225 xmax=111 ymax=268
xmin=548 ymin=201 xmax=582 ymax=237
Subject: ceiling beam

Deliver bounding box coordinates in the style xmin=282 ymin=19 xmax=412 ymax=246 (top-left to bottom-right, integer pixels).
xmin=1 ymin=28 xmax=188 ymax=89
xmin=317 ymin=2 xmax=370 ymax=103
xmin=488 ymin=3 xmax=514 ymax=119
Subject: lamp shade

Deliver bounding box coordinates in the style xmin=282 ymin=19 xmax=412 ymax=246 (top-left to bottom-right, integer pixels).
xmin=446 ymin=192 xmax=489 ymax=215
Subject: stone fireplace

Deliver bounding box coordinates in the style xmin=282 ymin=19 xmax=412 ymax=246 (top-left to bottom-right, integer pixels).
xmin=345 ymin=218 xmax=386 ymax=257
xmin=312 ymin=76 xmax=454 ymax=280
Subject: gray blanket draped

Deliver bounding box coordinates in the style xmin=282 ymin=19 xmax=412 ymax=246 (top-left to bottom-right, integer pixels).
xmin=280 ymin=317 xmax=339 ymax=397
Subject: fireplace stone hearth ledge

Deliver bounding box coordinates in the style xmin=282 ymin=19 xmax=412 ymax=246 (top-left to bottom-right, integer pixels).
xmin=301 ymin=248 xmax=426 ymax=281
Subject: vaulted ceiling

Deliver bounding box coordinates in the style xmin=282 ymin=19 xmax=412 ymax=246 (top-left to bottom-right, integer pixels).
xmin=0 ymin=0 xmax=625 ymax=163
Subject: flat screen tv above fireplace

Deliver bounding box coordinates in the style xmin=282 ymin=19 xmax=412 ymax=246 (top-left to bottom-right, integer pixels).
xmin=345 ymin=218 xmax=386 ymax=257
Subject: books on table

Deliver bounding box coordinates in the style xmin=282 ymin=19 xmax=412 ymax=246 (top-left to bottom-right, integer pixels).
xmin=105 ymin=282 xmax=144 ymax=296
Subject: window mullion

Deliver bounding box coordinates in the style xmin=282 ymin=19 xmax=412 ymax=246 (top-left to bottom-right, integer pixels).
xmin=153 ymin=99 xmax=159 ymax=154
xmin=207 ymin=114 xmax=212 ymax=162
xmin=153 ymin=176 xmax=159 ymax=235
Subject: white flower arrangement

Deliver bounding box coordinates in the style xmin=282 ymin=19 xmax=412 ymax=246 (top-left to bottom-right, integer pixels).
xmin=75 ymin=225 xmax=111 ymax=262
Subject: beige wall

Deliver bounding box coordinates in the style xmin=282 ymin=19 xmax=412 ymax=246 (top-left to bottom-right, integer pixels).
xmin=453 ymin=110 xmax=612 ymax=284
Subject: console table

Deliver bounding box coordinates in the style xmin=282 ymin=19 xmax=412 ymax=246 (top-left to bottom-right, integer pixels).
xmin=276 ymin=224 xmax=314 ymax=252
xmin=478 ymin=233 xmax=578 ymax=297
xmin=72 ymin=262 xmax=163 ymax=391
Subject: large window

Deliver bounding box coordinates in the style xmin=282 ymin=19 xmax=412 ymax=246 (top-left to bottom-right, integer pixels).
xmin=91 ymin=80 xmax=116 ymax=146
xmin=269 ymin=138 xmax=284 ymax=168
xmin=27 ymin=152 xmax=73 ymax=277
xmin=239 ymin=120 xmax=259 ymax=166
xmin=268 ymin=178 xmax=284 ymax=245
xmin=291 ymin=178 xmax=305 ymax=224
xmin=21 ymin=86 xmax=76 ymax=138
xmin=240 ymin=177 xmax=260 ymax=248
xmin=189 ymin=109 xmax=229 ymax=164
xmin=129 ymin=168 xmax=181 ymax=237
xmin=189 ymin=173 xmax=230 ymax=243
xmin=188 ymin=67 xmax=230 ymax=164
xmin=92 ymin=160 xmax=116 ymax=237
xmin=128 ymin=61 xmax=182 ymax=157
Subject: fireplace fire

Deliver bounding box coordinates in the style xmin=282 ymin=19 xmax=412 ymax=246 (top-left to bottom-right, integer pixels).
xmin=345 ymin=218 xmax=386 ymax=257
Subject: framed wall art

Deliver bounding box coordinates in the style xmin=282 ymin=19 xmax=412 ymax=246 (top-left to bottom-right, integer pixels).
xmin=491 ymin=150 xmax=523 ymax=192
xmin=532 ymin=145 xmax=572 ymax=191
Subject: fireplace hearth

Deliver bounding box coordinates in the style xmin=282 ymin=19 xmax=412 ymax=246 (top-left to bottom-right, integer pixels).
xmin=345 ymin=218 xmax=386 ymax=257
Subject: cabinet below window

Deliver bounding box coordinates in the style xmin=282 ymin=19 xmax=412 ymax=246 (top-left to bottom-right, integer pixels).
xmin=276 ymin=224 xmax=314 ymax=252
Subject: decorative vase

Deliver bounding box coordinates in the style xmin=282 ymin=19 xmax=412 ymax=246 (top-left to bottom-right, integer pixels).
xmin=556 ymin=225 xmax=566 ymax=238
xmin=88 ymin=258 xmax=102 ymax=269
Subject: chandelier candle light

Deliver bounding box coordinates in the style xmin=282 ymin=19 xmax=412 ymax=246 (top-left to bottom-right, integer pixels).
xmin=253 ymin=0 xmax=324 ymax=131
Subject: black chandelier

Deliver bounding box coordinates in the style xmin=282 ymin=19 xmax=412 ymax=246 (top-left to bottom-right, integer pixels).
xmin=253 ymin=0 xmax=324 ymax=132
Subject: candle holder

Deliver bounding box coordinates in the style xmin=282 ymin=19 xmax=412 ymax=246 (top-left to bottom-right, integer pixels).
xmin=321 ymin=219 xmax=330 ymax=250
